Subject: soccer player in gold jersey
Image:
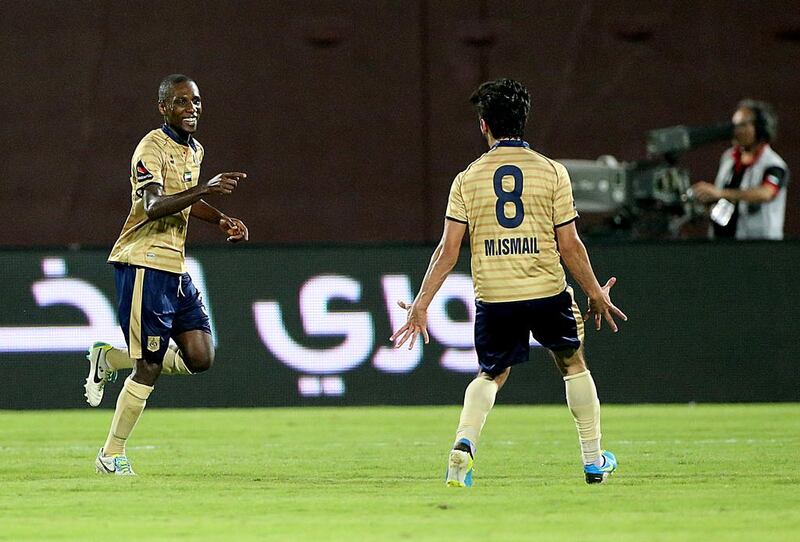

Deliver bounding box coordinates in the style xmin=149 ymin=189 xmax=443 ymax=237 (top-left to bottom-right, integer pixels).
xmin=391 ymin=79 xmax=627 ymax=485
xmin=84 ymin=74 xmax=249 ymax=475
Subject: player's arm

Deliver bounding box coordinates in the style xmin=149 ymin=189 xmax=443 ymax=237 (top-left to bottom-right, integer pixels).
xmin=556 ymin=221 xmax=627 ymax=332
xmin=191 ymin=200 xmax=249 ymax=243
xmin=414 ymin=218 xmax=466 ymax=311
xmin=142 ymin=172 xmax=246 ymax=220
xmin=391 ymin=218 xmax=467 ymax=349
xmin=190 ymin=199 xmax=225 ymax=223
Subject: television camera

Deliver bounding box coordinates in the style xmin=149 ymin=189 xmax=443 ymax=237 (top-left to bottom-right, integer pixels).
xmin=562 ymin=123 xmax=732 ymax=238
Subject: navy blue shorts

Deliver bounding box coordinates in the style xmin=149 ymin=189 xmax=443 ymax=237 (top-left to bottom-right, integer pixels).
xmin=114 ymin=264 xmax=211 ymax=363
xmin=474 ymin=288 xmax=584 ymax=375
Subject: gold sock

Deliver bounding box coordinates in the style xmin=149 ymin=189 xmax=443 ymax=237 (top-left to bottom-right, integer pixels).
xmin=105 ymin=347 xmax=135 ymax=371
xmin=455 ymin=375 xmax=499 ymax=452
xmin=161 ymin=346 xmax=193 ymax=376
xmin=564 ymin=370 xmax=602 ymax=464
xmin=103 ymin=377 xmax=153 ymax=456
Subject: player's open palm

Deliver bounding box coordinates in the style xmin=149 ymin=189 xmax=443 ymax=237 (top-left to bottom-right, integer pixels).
xmin=585 ymin=277 xmax=628 ymax=332
xmin=390 ymin=301 xmax=430 ymax=350
xmin=204 ymin=172 xmax=247 ymax=195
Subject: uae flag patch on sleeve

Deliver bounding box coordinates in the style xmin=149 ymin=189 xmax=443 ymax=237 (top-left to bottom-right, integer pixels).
xmin=135 ymin=160 xmax=154 ymax=182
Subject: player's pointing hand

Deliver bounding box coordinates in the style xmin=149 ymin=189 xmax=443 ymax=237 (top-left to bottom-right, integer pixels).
xmin=204 ymin=172 xmax=247 ymax=195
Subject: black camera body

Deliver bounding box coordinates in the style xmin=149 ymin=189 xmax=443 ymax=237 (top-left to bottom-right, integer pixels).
xmin=563 ymin=123 xmax=732 ymax=238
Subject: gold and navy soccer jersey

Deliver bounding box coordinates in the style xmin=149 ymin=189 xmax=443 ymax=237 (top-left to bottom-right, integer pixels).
xmin=108 ymin=125 xmax=204 ymax=274
xmin=446 ymin=140 xmax=578 ymax=302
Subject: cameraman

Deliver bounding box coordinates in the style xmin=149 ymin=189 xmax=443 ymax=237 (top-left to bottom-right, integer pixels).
xmin=693 ymin=100 xmax=789 ymax=240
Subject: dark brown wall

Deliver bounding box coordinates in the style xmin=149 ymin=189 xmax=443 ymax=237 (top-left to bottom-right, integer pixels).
xmin=1 ymin=0 xmax=798 ymax=245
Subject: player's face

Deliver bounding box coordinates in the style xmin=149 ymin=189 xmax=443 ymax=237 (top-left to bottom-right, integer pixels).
xmin=732 ymin=107 xmax=756 ymax=149
xmin=160 ymin=81 xmax=202 ymax=133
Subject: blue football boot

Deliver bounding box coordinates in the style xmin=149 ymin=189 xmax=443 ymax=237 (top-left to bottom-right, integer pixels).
xmin=584 ymin=450 xmax=617 ymax=484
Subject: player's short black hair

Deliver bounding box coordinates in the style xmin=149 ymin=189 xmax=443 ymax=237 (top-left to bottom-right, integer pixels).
xmin=470 ymin=79 xmax=531 ymax=139
xmin=737 ymin=98 xmax=778 ymax=143
xmin=158 ymin=74 xmax=195 ymax=103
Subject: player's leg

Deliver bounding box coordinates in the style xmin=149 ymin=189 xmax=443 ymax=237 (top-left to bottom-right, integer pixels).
xmin=551 ymin=347 xmax=616 ymax=483
xmin=453 ymin=368 xmax=510 ymax=456
xmin=551 ymin=346 xmax=600 ymax=462
xmin=96 ymin=266 xmax=176 ymax=474
xmin=447 ymin=367 xmax=510 ymax=486
xmin=531 ymin=288 xmax=616 ymax=483
xmin=164 ymin=272 xmax=215 ymax=375
xmin=84 ymin=266 xmax=139 ymax=406
xmin=93 ymin=343 xmax=136 ymax=371
xmin=97 ymin=358 xmax=159 ymax=475
xmin=168 ymin=330 xmax=214 ymax=374
xmin=447 ymin=300 xmax=528 ymax=487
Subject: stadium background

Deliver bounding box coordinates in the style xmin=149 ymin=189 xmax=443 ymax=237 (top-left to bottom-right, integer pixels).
xmin=1 ymin=0 xmax=799 ymax=407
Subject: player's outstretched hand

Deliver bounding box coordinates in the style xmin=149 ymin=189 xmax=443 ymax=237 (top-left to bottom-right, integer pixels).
xmin=219 ymin=216 xmax=249 ymax=243
xmin=204 ymin=172 xmax=247 ymax=195
xmin=390 ymin=300 xmax=430 ymax=350
xmin=584 ymin=277 xmax=628 ymax=332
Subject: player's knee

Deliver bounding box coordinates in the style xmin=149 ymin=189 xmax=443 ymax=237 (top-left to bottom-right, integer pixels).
xmin=480 ymin=367 xmax=511 ymax=389
xmin=132 ymin=359 xmax=162 ymax=386
xmin=562 ymin=362 xmax=587 ymax=377
xmin=551 ymin=347 xmax=586 ymax=376
xmin=185 ymin=348 xmax=215 ymax=373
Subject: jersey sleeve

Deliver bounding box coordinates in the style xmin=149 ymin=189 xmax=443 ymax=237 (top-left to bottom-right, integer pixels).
xmin=553 ymin=162 xmax=578 ymax=227
xmin=445 ymin=172 xmax=468 ymax=224
xmin=131 ymin=138 xmax=165 ymax=197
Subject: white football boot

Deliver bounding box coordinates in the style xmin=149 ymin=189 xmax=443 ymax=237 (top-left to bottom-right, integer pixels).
xmin=84 ymin=342 xmax=117 ymax=407
xmin=446 ymin=439 xmax=476 ymax=487
xmin=95 ymin=448 xmax=136 ymax=476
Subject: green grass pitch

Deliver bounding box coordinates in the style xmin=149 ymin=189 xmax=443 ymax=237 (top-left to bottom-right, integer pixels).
xmin=1 ymin=404 xmax=799 ymax=541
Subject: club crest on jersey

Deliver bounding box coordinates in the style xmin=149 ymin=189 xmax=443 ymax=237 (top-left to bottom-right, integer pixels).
xmin=135 ymin=160 xmax=154 ymax=182
xmin=183 ymin=171 xmax=192 ymax=183
xmin=147 ymin=336 xmax=160 ymax=352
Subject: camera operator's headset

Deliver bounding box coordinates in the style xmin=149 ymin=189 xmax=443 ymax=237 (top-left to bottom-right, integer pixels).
xmin=737 ymin=99 xmax=778 ymax=143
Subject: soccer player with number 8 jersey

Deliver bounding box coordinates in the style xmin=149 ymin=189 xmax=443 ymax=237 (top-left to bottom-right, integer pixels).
xmin=391 ymin=79 xmax=627 ymax=485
